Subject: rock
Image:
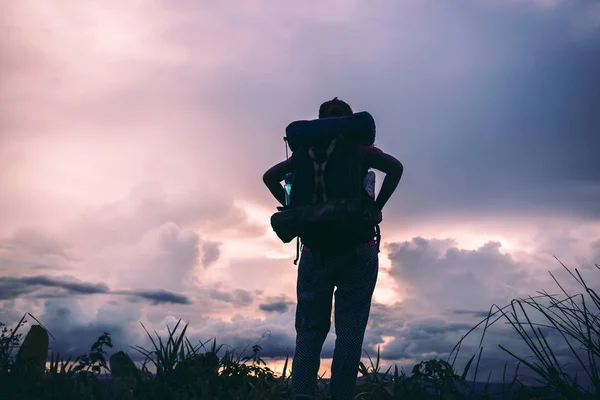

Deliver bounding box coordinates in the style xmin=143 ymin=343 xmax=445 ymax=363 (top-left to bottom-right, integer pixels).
xmin=109 ymin=351 xmax=142 ymax=394
xmin=14 ymin=325 xmax=49 ymax=377
xmin=109 ymin=351 xmax=139 ymax=380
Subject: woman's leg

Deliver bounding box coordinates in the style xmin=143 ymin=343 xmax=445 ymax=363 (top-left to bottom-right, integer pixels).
xmin=329 ymin=244 xmax=379 ymax=399
xmin=292 ymin=250 xmax=336 ymax=399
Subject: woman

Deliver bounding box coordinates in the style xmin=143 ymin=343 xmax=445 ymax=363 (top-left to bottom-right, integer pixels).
xmin=263 ymin=98 xmax=404 ymax=399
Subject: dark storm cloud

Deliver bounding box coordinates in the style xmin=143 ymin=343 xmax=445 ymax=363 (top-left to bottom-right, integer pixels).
xmin=259 ymin=302 xmax=290 ymax=314
xmin=229 ymin=0 xmax=600 ymax=223
xmin=259 ymin=296 xmax=295 ymax=314
xmin=368 ymin=1 xmax=600 ymax=222
xmin=0 ymin=275 xmax=109 ymax=300
xmin=29 ymin=298 xmax=143 ymax=361
xmin=0 ymin=275 xmax=191 ymax=305
xmin=115 ymin=289 xmax=192 ymax=305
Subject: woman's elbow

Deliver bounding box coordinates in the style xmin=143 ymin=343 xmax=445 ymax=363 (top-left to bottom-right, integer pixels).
xmin=263 ymin=169 xmax=280 ymax=186
xmin=262 ymin=171 xmax=271 ymax=185
xmin=391 ymin=161 xmax=404 ymax=179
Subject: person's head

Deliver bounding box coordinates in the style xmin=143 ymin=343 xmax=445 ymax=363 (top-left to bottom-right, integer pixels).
xmin=318 ymin=97 xmax=353 ymax=119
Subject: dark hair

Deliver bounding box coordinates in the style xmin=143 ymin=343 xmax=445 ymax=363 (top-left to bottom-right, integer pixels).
xmin=318 ymin=97 xmax=353 ymax=119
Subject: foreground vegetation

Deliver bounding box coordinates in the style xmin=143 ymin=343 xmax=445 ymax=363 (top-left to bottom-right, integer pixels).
xmin=1 ymin=259 xmax=598 ymax=399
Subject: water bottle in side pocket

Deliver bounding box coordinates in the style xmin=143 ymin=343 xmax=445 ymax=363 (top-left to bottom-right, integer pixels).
xmin=284 ymin=172 xmax=293 ymax=206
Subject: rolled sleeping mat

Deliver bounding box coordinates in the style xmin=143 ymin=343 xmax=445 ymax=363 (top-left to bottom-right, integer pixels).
xmin=285 ymin=111 xmax=376 ymax=152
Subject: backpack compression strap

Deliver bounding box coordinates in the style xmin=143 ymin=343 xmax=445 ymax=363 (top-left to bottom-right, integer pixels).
xmin=307 ymin=138 xmax=337 ymax=203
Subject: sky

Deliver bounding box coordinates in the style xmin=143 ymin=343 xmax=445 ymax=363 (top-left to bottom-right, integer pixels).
xmin=1 ymin=0 xmax=600 ymax=386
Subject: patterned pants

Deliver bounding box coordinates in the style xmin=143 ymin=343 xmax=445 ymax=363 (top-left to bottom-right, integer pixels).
xmin=292 ymin=243 xmax=379 ymax=400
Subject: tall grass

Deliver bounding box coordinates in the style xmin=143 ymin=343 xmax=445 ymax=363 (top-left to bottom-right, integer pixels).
xmin=0 ymin=258 xmax=598 ymax=399
xmin=447 ymin=258 xmax=600 ymax=399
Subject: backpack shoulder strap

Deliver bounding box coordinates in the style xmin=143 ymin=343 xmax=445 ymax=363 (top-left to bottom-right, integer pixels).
xmin=307 ymin=138 xmax=337 ymax=203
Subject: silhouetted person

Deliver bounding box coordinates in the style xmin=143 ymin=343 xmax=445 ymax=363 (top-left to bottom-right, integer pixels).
xmin=263 ymin=98 xmax=403 ymax=399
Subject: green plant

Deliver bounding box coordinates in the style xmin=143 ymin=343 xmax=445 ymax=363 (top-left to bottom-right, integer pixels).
xmin=129 ymin=319 xmax=293 ymax=399
xmin=0 ymin=314 xmax=28 ymax=374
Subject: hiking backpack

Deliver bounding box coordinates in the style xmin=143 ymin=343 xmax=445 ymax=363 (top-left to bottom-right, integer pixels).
xmin=270 ymin=112 xmax=381 ymax=257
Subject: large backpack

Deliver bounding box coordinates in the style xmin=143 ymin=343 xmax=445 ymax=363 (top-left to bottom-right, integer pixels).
xmin=270 ymin=112 xmax=380 ymax=253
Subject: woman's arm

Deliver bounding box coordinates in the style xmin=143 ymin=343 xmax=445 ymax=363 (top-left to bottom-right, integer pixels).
xmin=262 ymin=159 xmax=294 ymax=207
xmin=362 ymin=147 xmax=404 ymax=211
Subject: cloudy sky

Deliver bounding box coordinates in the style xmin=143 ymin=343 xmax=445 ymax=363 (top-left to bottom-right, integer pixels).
xmin=1 ymin=0 xmax=599 ymax=386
